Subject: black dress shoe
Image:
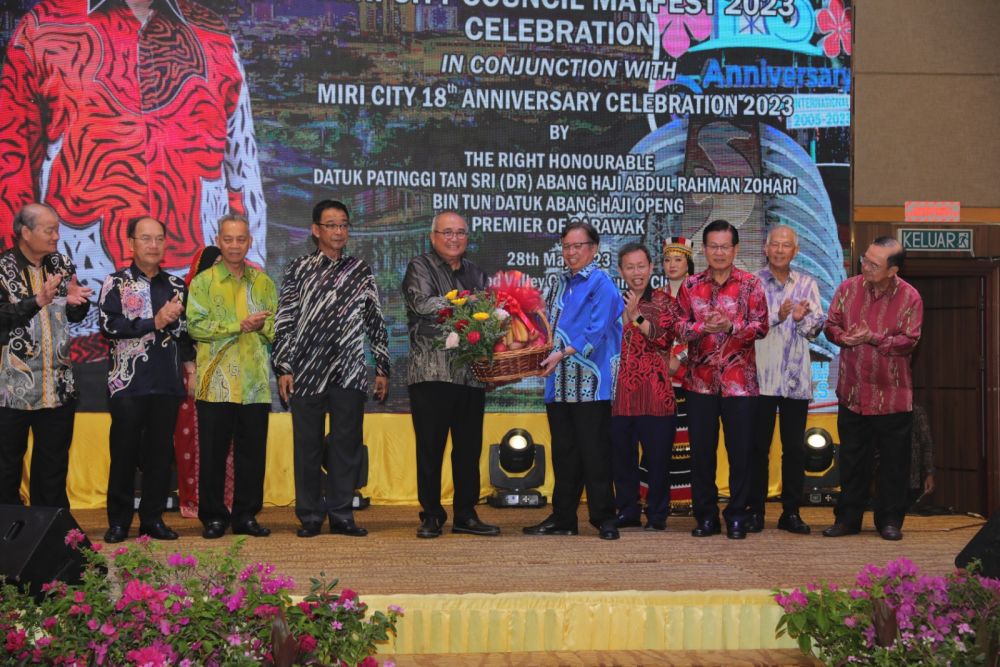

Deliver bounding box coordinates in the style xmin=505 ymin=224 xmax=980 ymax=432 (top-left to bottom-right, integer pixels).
xmin=726 ymin=520 xmax=747 ymax=540
xmin=690 ymin=519 xmax=721 ymax=537
xmin=747 ymin=512 xmax=764 ymax=533
xmin=232 ymin=519 xmax=271 ymax=537
xmin=297 ymin=522 xmax=322 ymax=538
xmin=879 ymin=524 xmax=903 ymax=541
xmin=329 ymin=517 xmax=367 ymax=537
xmin=644 ymin=520 xmax=667 ymax=531
xmin=599 ymin=525 xmax=620 ymax=540
xmin=777 ymin=513 xmax=811 ymax=535
xmin=416 ymin=516 xmax=442 ymax=539
xmin=139 ymin=521 xmax=178 ymax=541
xmin=452 ymin=517 xmax=501 ymax=536
xmin=523 ymin=517 xmax=578 ymax=536
xmin=104 ymin=525 xmax=128 ymax=543
xmin=822 ymin=523 xmax=860 ymax=537
xmin=615 ymin=514 xmax=643 ymax=529
xmin=202 ymin=521 xmax=227 ymax=539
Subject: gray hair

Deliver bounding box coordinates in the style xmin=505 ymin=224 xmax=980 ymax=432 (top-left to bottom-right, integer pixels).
xmin=765 ymin=224 xmax=798 ymax=246
xmin=431 ymin=210 xmax=467 ymax=233
xmin=13 ymin=203 xmax=57 ymax=239
xmin=217 ymin=213 xmax=250 ymax=231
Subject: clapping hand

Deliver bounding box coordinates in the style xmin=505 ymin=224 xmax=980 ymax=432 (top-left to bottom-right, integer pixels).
xmin=791 ymin=299 xmax=811 ymax=322
xmin=154 ymin=294 xmax=184 ymax=330
xmin=35 ymin=273 xmax=62 ymax=307
xmin=841 ymin=322 xmax=872 ymax=346
xmin=66 ymin=276 xmax=94 ymax=306
xmin=240 ymin=310 xmax=270 ymax=333
xmin=777 ymin=298 xmax=793 ymax=323
xmin=702 ymin=308 xmax=732 ymax=334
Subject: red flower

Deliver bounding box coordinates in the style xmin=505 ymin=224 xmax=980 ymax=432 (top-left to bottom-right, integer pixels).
xmin=458 ymin=290 xmax=471 ymax=297
xmin=298 ymin=634 xmax=318 ymax=653
xmin=436 ymin=307 xmax=453 ymax=318
xmin=454 ymin=319 xmax=469 ymax=332
xmin=337 ymin=588 xmax=358 ymax=603
xmin=467 ymin=330 xmax=481 ymax=345
xmin=817 ymin=0 xmax=851 ymax=58
xmin=5 ymin=629 xmax=26 ymax=652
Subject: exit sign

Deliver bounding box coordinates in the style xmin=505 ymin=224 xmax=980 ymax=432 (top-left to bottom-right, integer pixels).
xmin=898 ymin=228 xmax=973 ymax=253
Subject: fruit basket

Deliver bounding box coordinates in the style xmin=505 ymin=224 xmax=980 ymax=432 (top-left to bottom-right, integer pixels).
xmin=470 ymin=311 xmax=553 ymax=384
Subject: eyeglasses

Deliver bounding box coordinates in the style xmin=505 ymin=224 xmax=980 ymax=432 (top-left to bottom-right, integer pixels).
xmin=767 ymin=241 xmax=795 ymax=250
xmin=705 ymin=243 xmax=734 ymax=252
xmin=315 ymin=222 xmax=350 ymax=232
xmin=433 ymin=229 xmax=468 ymax=239
xmin=561 ymin=242 xmax=595 ymax=252
xmin=859 ymin=256 xmax=883 ymax=270
xmin=132 ymin=235 xmax=165 ymax=245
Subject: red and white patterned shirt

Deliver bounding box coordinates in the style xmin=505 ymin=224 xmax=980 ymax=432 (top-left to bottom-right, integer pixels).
xmin=825 ymin=274 xmax=923 ymax=415
xmin=0 ymin=0 xmax=265 ymax=276
xmin=612 ymin=288 xmax=678 ymax=417
xmin=675 ymin=267 xmax=769 ymax=397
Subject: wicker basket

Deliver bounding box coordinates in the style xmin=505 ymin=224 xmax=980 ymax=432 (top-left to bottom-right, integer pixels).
xmin=470 ymin=311 xmax=553 ymax=384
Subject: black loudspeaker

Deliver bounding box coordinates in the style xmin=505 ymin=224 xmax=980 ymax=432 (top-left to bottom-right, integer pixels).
xmin=955 ymin=511 xmax=1000 ymax=578
xmin=0 ymin=505 xmax=91 ymax=600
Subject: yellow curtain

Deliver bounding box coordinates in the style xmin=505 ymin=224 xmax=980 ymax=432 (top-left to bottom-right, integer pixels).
xmin=21 ymin=412 xmax=838 ymax=509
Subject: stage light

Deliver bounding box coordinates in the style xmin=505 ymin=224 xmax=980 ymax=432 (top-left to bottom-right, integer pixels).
xmin=487 ymin=428 xmax=547 ymax=508
xmin=803 ymin=427 xmax=840 ymax=506
xmin=804 ymin=427 xmax=834 ymax=473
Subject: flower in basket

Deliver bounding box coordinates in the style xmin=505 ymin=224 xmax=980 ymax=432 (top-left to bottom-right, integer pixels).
xmin=436 ymin=288 xmax=510 ymax=368
xmin=774 ymin=558 xmax=1000 ymax=666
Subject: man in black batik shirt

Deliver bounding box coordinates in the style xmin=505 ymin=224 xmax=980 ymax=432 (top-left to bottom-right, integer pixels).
xmin=273 ymin=200 xmax=389 ymax=538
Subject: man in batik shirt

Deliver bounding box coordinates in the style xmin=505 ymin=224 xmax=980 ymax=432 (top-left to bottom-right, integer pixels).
xmin=187 ymin=214 xmax=276 ymax=540
xmin=823 ymin=237 xmax=922 ymax=541
xmin=750 ymin=225 xmax=824 ymax=535
xmin=273 ymin=200 xmax=389 ymax=539
xmin=675 ymin=220 xmax=768 ymax=540
xmin=98 ymin=216 xmax=191 ymax=543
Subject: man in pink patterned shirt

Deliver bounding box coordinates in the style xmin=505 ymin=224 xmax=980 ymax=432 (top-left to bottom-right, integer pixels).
xmin=675 ymin=220 xmax=769 ymax=540
xmin=823 ymin=237 xmax=923 ymax=541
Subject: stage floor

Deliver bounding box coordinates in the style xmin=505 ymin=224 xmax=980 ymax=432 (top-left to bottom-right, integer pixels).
xmin=70 ymin=503 xmax=983 ymax=597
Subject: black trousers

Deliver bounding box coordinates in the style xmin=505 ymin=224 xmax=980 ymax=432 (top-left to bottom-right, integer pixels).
xmin=835 ymin=407 xmax=912 ymax=529
xmin=290 ymin=386 xmax=365 ymax=524
xmin=685 ymin=392 xmax=755 ymax=525
xmin=611 ymin=415 xmax=676 ymax=523
xmin=107 ymin=394 xmax=181 ymax=528
xmin=408 ymin=381 xmax=485 ymax=524
xmin=546 ymin=400 xmax=616 ymax=529
xmin=0 ymin=400 xmax=77 ymax=508
xmin=749 ymin=395 xmax=808 ymax=516
xmin=196 ymin=401 xmax=269 ymax=526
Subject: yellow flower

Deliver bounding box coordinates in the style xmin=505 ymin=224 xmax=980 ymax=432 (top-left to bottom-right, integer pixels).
xmin=444 ymin=289 xmax=459 ymax=300
xmin=472 ymin=312 xmax=490 ymax=321
xmin=451 ymin=297 xmax=468 ymax=306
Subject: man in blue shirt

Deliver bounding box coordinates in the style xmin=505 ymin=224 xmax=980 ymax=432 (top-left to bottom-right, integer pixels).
xmin=524 ymin=221 xmax=623 ymax=540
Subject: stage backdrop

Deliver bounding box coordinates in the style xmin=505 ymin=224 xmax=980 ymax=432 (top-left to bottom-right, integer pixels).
xmin=0 ymin=0 xmax=852 ymax=413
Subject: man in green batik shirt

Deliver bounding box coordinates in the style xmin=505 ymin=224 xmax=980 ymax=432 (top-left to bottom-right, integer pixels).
xmin=187 ymin=214 xmax=277 ymax=540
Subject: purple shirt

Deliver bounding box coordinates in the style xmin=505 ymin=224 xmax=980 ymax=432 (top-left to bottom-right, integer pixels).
xmin=753 ymin=267 xmax=825 ymax=400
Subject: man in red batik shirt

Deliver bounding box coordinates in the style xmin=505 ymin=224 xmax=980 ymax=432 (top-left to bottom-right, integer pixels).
xmin=0 ymin=0 xmax=266 ymax=341
xmin=822 ymin=237 xmax=923 ymax=541
xmin=675 ymin=219 xmax=769 ymax=540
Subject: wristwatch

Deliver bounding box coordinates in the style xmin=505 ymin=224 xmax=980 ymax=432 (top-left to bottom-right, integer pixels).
xmin=634 ymin=315 xmax=645 ymax=326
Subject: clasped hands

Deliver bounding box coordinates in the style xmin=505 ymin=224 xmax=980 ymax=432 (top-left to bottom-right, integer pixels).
xmin=841 ymin=322 xmax=874 ymax=347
